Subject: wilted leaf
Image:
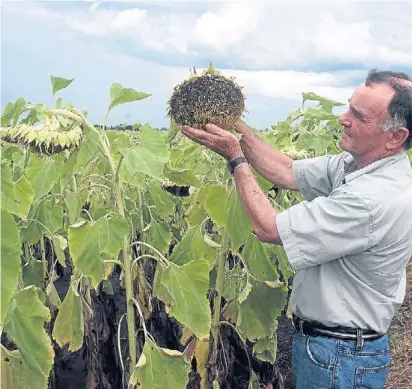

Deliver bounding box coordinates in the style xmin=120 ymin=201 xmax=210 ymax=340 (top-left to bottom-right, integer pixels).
xmin=21 ymin=199 xmax=64 ymax=244
xmin=3 ymin=286 xmax=54 ymax=389
xmin=1 ymin=348 xmax=33 ymax=389
xmin=146 ymin=218 xmax=173 ymax=255
xmin=68 ymin=214 xmax=129 ymax=287
xmin=253 ymin=334 xmax=278 ymax=364
xmin=169 ymin=225 xmax=217 ymax=266
xmin=164 ymin=165 xmax=202 ymax=187
xmin=148 ymin=183 xmax=176 ymax=217
xmin=0 ymin=209 xmax=21 ymax=327
xmin=52 ymin=235 xmax=67 ymax=267
xmin=52 ymin=283 xmax=84 ymax=351
xmin=159 ymin=260 xmax=213 ymax=339
xmin=237 ymin=281 xmax=288 ymax=340
xmin=225 ymin=188 xmax=252 ymax=252
xmin=242 ymin=234 xmax=279 ymax=281
xmin=194 ymin=339 xmax=209 ymax=389
xmin=131 ymin=338 xmax=190 ymax=389
xmin=1 ymin=164 xmax=35 ymax=218
xmin=204 ymin=184 xmax=227 ymax=228
xmin=26 ymin=154 xmax=63 ymax=198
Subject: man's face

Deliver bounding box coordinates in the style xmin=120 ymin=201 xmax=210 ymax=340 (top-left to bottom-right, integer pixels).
xmin=338 ymin=82 xmax=395 ymax=158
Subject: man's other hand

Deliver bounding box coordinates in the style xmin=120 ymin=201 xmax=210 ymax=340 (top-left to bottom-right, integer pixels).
xmin=181 ymin=123 xmax=243 ymax=161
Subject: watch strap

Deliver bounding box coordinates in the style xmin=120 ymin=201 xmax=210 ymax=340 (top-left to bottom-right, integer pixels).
xmin=228 ymin=156 xmax=248 ymax=175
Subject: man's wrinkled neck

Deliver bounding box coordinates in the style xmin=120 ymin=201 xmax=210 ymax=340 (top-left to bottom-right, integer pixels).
xmin=351 ymin=148 xmax=403 ymax=170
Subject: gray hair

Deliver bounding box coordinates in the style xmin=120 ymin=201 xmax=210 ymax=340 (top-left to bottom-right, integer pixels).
xmin=365 ymin=69 xmax=412 ymax=150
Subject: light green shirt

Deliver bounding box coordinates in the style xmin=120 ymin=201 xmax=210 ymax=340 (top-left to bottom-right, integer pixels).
xmin=276 ymin=151 xmax=412 ymax=334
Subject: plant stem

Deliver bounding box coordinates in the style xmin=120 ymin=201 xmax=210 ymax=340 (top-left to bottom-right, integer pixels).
xmin=211 ymin=232 xmax=229 ymax=360
xmin=40 ymin=236 xmax=47 ymax=288
xmin=97 ymin=131 xmax=137 ymax=370
xmin=136 ymin=189 xmax=145 ymax=257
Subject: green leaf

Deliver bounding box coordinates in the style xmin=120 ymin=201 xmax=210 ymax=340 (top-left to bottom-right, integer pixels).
xmin=21 ymin=109 xmax=40 ymax=125
xmin=225 ymin=188 xmax=252 ymax=252
xmin=131 ymin=338 xmax=190 ymax=388
xmin=52 ymin=283 xmax=84 ymax=351
xmin=222 ymin=264 xmax=247 ymax=302
xmin=242 ymin=234 xmax=279 ymax=281
xmin=153 ymin=262 xmax=172 ymax=306
xmin=123 ymin=147 xmax=166 ymax=182
xmin=1 ymin=98 xmax=26 ymax=126
xmin=269 ymin=245 xmax=295 ymax=281
xmin=169 ymin=225 xmax=217 ymax=266
xmin=22 ymin=258 xmax=43 ymax=289
xmin=164 ymin=165 xmax=202 ymax=187
xmin=146 ymin=218 xmax=173 ymax=255
xmin=0 ymin=209 xmax=21 ymax=327
xmin=205 ymin=184 xmax=227 ymax=228
xmin=1 ymin=163 xmax=17 ymax=201
xmin=1 ymin=102 xmax=15 ymax=126
xmin=139 ymin=124 xmax=169 ymax=162
xmin=46 ymin=281 xmax=62 ymax=309
xmin=303 ymin=107 xmax=338 ymax=121
xmin=186 ymin=204 xmax=208 ymax=226
xmin=21 ymin=199 xmax=64 ymax=244
xmin=3 ymin=286 xmax=54 ymax=389
xmin=298 ymin=130 xmax=335 ymax=154
xmin=50 ymin=75 xmax=73 ymax=97
xmin=74 ymin=130 xmax=100 ymax=170
xmin=52 ymin=235 xmax=67 ymax=267
xmin=148 ymin=183 xmax=176 ymax=218
xmin=106 ymin=82 xmax=151 ymax=118
xmin=64 ymin=189 xmax=82 ymax=225
xmin=253 ymin=169 xmax=273 ymax=193
xmin=1 ymin=347 xmax=33 ymax=389
xmin=68 ymin=214 xmax=129 ymax=287
xmin=106 ymin=130 xmax=133 ymax=155
xmin=253 ymin=334 xmax=278 ymax=363
xmin=237 ymin=281 xmax=288 ymax=340
xmin=159 ymin=260 xmax=212 ymax=339
xmin=26 ymin=155 xmax=63 ymax=198
xmin=1 ymin=164 xmax=35 ymax=218
xmin=302 ymin=92 xmax=345 ymax=107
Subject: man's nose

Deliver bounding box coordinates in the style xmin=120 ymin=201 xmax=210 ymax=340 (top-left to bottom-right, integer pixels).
xmin=338 ymin=113 xmax=350 ymax=127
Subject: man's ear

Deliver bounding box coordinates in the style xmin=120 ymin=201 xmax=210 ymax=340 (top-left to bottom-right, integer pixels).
xmin=386 ymin=127 xmax=409 ymax=150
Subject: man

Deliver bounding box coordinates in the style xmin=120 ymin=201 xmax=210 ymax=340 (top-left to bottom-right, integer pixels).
xmin=180 ymin=69 xmax=412 ymax=389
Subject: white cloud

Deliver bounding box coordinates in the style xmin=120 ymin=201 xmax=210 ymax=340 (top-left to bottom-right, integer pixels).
xmin=21 ymin=1 xmax=408 ymax=69
xmin=6 ymin=1 xmax=412 ymax=68
xmin=2 ymin=0 xmax=411 ymax=131
xmin=193 ymin=2 xmax=263 ymax=52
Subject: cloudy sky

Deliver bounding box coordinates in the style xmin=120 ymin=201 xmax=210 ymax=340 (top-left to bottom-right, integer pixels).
xmin=2 ymin=0 xmax=412 ymax=129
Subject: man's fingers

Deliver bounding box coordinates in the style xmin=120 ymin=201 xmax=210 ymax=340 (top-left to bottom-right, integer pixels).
xmin=181 ymin=125 xmax=208 ymax=140
xmin=181 ymin=125 xmax=216 ymax=146
xmin=204 ymin=123 xmax=225 ymax=136
xmin=234 ymin=120 xmax=250 ymax=135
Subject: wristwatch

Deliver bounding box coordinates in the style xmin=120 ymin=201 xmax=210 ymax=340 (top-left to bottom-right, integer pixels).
xmin=228 ymin=156 xmax=248 ymax=175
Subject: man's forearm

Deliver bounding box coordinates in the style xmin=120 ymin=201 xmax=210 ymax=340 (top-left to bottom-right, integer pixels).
xmin=240 ymin=132 xmax=298 ymax=191
xmin=231 ymin=160 xmax=282 ymax=245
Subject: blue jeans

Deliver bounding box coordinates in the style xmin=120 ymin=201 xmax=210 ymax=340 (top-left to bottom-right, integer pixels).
xmin=292 ymin=331 xmax=391 ymax=389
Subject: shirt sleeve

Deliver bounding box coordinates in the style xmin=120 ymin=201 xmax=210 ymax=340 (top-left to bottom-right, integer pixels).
xmin=292 ymin=153 xmax=344 ymax=201
xmin=275 ymin=191 xmax=372 ymax=271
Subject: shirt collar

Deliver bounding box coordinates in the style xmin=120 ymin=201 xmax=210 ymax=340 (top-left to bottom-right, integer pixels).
xmin=342 ymin=151 xmax=408 ymax=183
